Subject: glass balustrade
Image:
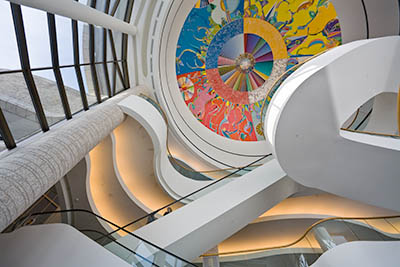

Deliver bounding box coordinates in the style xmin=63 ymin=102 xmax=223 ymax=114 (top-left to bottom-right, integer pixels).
xmin=196 ymin=216 xmax=400 ymax=267
xmin=9 ymin=209 xmax=195 ymax=267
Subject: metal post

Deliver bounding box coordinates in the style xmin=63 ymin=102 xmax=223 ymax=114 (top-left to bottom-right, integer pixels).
xmin=108 ymin=30 xmax=126 ymax=90
xmin=121 ymin=35 xmax=130 ymax=90
xmin=72 ymin=19 xmax=89 ymax=110
xmin=89 ymin=26 xmax=102 ymax=103
xmin=109 ymin=0 xmax=121 ymax=16
xmin=0 ymin=107 xmax=16 ymax=149
xmin=102 ymin=0 xmax=112 ymax=97
xmin=120 ymin=0 xmax=134 ymax=89
xmin=10 ymin=3 xmax=49 ymax=132
xmin=313 ymin=226 xmax=337 ymax=252
xmin=111 ymin=57 xmax=117 ymax=95
xmin=47 ymin=13 xmax=72 ymax=119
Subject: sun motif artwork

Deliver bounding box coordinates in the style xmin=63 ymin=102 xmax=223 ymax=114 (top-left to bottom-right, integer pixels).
xmin=176 ymin=0 xmax=342 ymax=141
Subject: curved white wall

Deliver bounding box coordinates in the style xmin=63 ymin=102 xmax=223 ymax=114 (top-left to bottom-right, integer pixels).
xmin=87 ymin=134 xmax=148 ymax=235
xmin=266 ymin=37 xmax=400 ymax=212
xmin=311 ymin=241 xmax=400 ymax=267
xmin=118 ymin=95 xmax=229 ymax=202
xmin=113 ymin=116 xmax=183 ymax=212
xmin=332 ymin=0 xmax=400 ymax=42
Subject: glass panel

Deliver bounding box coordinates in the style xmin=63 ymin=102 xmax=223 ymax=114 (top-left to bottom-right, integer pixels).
xmin=8 ymin=209 xmax=194 ymax=266
xmin=95 ymin=64 xmax=109 ymax=99
xmin=111 ymin=30 xmax=123 ymax=60
xmin=342 ymin=98 xmax=374 ymax=131
xmin=386 ymin=218 xmax=400 ymax=234
xmin=80 ymin=65 xmax=98 ymax=106
xmin=314 ymin=220 xmax=358 ymax=247
xmin=55 ymin=15 xmax=74 ymax=66
xmin=115 ymin=63 xmax=124 ymax=93
xmin=60 ymin=67 xmax=84 ymax=114
xmin=94 ymin=26 xmax=104 ymax=63
xmin=109 ymin=0 xmax=118 ymax=14
xmin=106 ymin=31 xmax=114 ymax=61
xmin=113 ymin=0 xmax=128 ymax=21
xmin=0 ymin=72 xmax=41 ymax=141
xmin=31 ymin=70 xmax=65 ymax=126
xmin=21 ymin=6 xmax=52 ymax=68
xmin=95 ymin=0 xmax=109 ymax=12
xmin=0 ymin=2 xmax=21 ymax=71
xmin=77 ymin=0 xmax=89 ymax=5
xmin=0 ymin=139 xmax=5 ymax=153
xmin=107 ymin=63 xmax=115 ymax=93
xmin=359 ymin=219 xmax=389 ymax=241
xmin=168 ymin=157 xmax=212 ymax=181
xmin=78 ymin=21 xmax=90 ymax=64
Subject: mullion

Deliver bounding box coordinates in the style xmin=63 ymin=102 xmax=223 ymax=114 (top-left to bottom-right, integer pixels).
xmin=124 ymin=0 xmax=134 ymax=23
xmin=103 ymin=0 xmax=112 ymax=98
xmin=109 ymin=0 xmax=121 ymax=16
xmin=108 ymin=30 xmax=126 ymax=90
xmin=89 ymin=0 xmax=102 ymax=103
xmin=72 ymin=19 xmax=89 ymax=111
xmin=10 ymin=3 xmax=49 ymax=132
xmin=121 ymin=0 xmax=134 ymax=89
xmin=47 ymin=13 xmax=72 ymax=120
xmin=0 ymin=69 xmax=23 ymax=75
xmin=0 ymin=60 xmax=125 ymax=75
xmin=89 ymin=24 xmax=102 ymax=103
xmin=121 ymin=34 xmax=130 ymax=89
xmin=112 ymin=60 xmax=117 ymax=95
xmin=4 ymin=2 xmax=132 ymax=149
xmin=0 ymin=107 xmax=16 ymax=149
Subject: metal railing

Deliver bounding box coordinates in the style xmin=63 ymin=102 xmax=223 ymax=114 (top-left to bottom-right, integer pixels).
xmin=11 ymin=209 xmax=196 ymax=267
xmin=201 ymin=214 xmax=400 ymax=257
xmin=397 ymin=85 xmax=400 ymax=133
xmin=93 ymin=153 xmax=271 ymax=244
xmin=340 ymin=87 xmax=400 ymax=138
xmin=0 ymin=0 xmax=133 ymax=150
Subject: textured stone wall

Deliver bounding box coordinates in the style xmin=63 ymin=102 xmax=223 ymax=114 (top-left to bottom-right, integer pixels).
xmin=0 ymin=89 xmax=134 ymax=231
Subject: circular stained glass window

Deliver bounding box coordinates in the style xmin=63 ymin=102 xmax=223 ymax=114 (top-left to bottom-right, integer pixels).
xmin=176 ymin=0 xmax=341 ymax=141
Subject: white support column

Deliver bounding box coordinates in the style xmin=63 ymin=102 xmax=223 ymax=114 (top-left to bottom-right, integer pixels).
xmin=7 ymin=0 xmax=137 ymax=36
xmin=313 ymin=226 xmax=337 ymax=252
xmin=0 ymin=90 xmax=134 ymax=232
xmin=202 ymin=246 xmax=220 ymax=267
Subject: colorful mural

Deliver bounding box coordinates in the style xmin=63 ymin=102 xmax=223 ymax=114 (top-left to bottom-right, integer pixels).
xmin=176 ymin=0 xmax=342 ymax=141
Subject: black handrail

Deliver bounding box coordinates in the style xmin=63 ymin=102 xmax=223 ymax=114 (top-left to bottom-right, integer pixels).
xmin=80 ymin=229 xmax=159 ymax=267
xmin=13 ymin=209 xmax=195 ymax=266
xmin=355 ymin=108 xmax=373 ymax=130
xmin=97 ymin=153 xmax=272 ymax=242
xmin=12 ymin=154 xmax=272 ymax=266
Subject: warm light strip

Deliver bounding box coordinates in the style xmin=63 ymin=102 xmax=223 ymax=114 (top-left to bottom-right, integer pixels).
xmin=138 ymin=94 xmax=263 ymax=174
xmin=201 ymin=214 xmax=400 ymax=257
xmin=397 ymin=85 xmax=400 ymax=133
xmin=340 ymin=128 xmax=400 ymax=138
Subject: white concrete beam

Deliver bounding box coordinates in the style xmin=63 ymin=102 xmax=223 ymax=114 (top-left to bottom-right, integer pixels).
xmin=7 ymin=0 xmax=137 ymax=36
xmin=113 ymin=159 xmax=300 ymax=262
